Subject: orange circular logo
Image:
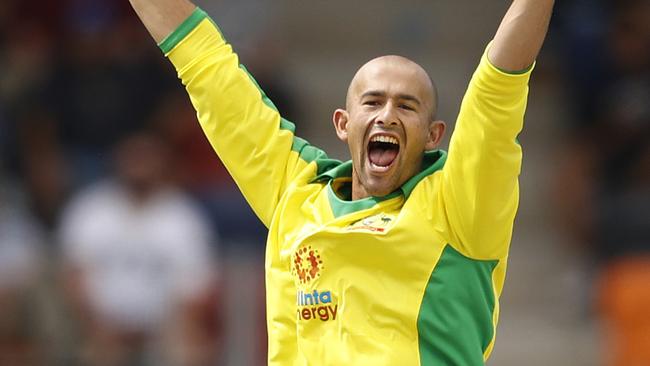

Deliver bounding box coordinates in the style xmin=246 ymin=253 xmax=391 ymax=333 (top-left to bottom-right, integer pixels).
xmin=292 ymin=246 xmax=323 ymax=284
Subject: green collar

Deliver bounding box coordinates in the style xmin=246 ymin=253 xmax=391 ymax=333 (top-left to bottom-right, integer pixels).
xmin=313 ymin=149 xmax=447 ymax=200
xmin=399 ymin=150 xmax=447 ymax=198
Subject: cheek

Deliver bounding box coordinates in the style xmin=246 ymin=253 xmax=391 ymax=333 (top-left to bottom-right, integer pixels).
xmin=406 ymin=121 xmax=428 ymax=149
xmin=345 ymin=119 xmax=367 ymax=153
xmin=403 ymin=123 xmax=429 ymax=156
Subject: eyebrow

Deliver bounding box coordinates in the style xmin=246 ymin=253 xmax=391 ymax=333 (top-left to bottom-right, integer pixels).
xmin=360 ymin=90 xmax=422 ymax=105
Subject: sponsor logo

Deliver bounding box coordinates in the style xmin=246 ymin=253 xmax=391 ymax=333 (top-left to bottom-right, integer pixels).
xmin=296 ymin=289 xmax=337 ymax=322
xmin=292 ymin=246 xmax=337 ymax=322
xmin=292 ymin=246 xmax=323 ymax=284
xmin=347 ymin=213 xmax=395 ymax=232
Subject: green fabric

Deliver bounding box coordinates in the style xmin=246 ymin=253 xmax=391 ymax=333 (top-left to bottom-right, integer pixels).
xmin=280 ymin=118 xmax=297 ymax=133
xmin=314 ymin=149 xmax=446 ymax=191
xmin=494 ymin=63 xmax=534 ymax=75
xmin=417 ymin=245 xmax=498 ymax=366
xmin=314 ymin=150 xmax=445 ymax=186
xmin=158 ymin=7 xmax=208 ymax=54
xmin=399 ymin=150 xmax=446 ymax=198
xmin=291 ymin=136 xmax=340 ymax=175
xmin=314 ymin=150 xmax=446 ymax=218
xmin=313 ymin=160 xmax=353 ymax=183
xmin=327 ymin=181 xmax=401 ymax=218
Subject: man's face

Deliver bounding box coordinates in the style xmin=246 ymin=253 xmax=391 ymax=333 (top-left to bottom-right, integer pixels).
xmin=333 ymin=56 xmax=445 ymax=199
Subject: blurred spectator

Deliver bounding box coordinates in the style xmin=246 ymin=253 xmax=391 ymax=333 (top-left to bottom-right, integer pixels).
xmin=0 ymin=0 xmax=182 ymax=233
xmin=58 ymin=131 xmax=220 ymax=366
xmin=554 ymin=1 xmax=650 ymax=365
xmin=0 ymin=175 xmax=47 ymax=365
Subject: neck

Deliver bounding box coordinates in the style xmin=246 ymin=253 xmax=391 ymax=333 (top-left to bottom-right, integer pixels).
xmin=350 ymin=168 xmax=393 ymax=201
xmin=351 ymin=176 xmax=370 ymax=201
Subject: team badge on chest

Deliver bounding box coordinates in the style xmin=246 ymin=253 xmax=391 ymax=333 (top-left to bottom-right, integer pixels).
xmin=347 ymin=213 xmax=396 ymax=232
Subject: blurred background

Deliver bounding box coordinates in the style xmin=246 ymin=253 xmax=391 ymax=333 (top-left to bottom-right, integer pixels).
xmin=0 ymin=0 xmax=648 ymax=365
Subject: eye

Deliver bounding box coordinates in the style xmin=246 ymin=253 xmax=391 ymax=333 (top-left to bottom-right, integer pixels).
xmin=363 ymin=100 xmax=380 ymax=107
xmin=399 ymin=104 xmax=415 ymax=111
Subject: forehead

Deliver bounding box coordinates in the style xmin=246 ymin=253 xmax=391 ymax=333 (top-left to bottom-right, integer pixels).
xmin=351 ymin=59 xmax=433 ymax=102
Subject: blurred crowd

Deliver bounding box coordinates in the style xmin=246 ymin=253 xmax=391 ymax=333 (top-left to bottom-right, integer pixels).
xmin=0 ymin=0 xmax=647 ymax=365
xmin=553 ymin=0 xmax=650 ymax=364
xmin=0 ymin=0 xmax=284 ymax=364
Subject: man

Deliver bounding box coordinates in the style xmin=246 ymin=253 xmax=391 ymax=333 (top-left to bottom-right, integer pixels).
xmin=128 ymin=0 xmax=554 ymax=364
xmin=59 ymin=132 xmax=218 ymax=365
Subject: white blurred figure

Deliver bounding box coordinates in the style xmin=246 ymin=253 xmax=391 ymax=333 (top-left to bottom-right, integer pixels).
xmin=0 ymin=177 xmax=46 ymax=365
xmin=59 ymin=131 xmax=220 ymax=366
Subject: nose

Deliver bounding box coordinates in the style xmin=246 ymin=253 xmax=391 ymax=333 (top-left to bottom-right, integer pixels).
xmin=375 ymin=102 xmax=399 ymax=126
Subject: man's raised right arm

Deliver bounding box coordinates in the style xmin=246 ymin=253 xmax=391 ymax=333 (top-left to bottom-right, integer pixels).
xmin=127 ymin=1 xmax=332 ymax=227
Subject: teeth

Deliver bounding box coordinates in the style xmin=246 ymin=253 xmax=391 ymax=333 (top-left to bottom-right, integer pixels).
xmin=370 ymin=135 xmax=399 ymax=145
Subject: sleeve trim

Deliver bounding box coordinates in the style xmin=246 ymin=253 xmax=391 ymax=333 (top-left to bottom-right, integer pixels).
xmin=484 ymin=42 xmax=535 ymax=77
xmin=493 ymin=62 xmax=534 ymax=75
xmin=158 ymin=7 xmax=208 ymax=54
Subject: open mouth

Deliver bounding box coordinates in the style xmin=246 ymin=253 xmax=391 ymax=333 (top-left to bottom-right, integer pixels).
xmin=367 ymin=135 xmax=400 ymax=170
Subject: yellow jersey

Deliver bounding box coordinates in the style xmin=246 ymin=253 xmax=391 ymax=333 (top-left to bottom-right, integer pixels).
xmin=161 ymin=8 xmax=532 ymax=366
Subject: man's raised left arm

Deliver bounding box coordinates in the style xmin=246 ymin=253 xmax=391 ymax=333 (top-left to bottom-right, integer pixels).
xmin=438 ymin=0 xmax=555 ymax=260
xmin=489 ymin=0 xmax=555 ymax=72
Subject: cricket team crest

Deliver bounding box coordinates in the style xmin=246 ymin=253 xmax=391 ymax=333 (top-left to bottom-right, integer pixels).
xmin=292 ymin=246 xmax=323 ymax=284
xmin=347 ymin=213 xmax=396 ymax=232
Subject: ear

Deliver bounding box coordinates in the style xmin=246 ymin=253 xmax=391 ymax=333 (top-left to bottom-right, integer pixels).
xmin=332 ymin=109 xmax=350 ymax=143
xmin=424 ymin=120 xmax=446 ymax=150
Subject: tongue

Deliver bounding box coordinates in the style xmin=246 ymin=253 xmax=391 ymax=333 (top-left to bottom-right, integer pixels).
xmin=369 ymin=147 xmax=398 ymax=167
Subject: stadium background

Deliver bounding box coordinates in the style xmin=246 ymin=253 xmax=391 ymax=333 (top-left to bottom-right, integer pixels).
xmin=0 ymin=0 xmax=647 ymax=365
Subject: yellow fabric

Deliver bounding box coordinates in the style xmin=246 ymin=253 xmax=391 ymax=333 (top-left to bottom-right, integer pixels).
xmin=166 ymin=16 xmax=532 ymax=366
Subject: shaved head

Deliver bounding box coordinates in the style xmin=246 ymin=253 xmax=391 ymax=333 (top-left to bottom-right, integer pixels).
xmin=346 ymin=55 xmax=439 ymax=120
xmin=333 ymin=54 xmax=446 ymax=200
